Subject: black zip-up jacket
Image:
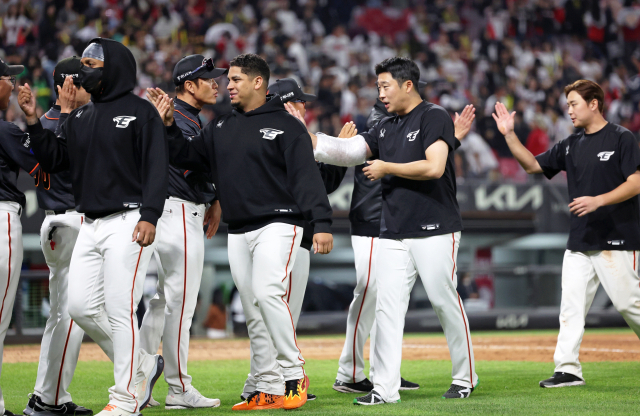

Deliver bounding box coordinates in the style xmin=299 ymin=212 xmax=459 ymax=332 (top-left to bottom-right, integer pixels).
xmin=27 ymin=38 xmax=168 ymax=226
xmin=166 ymin=94 xmax=333 ymax=234
xmin=300 ymin=162 xmax=347 ymax=250
xmin=169 ymin=98 xmax=216 ymax=204
xmin=36 ymin=106 xmax=75 ymax=211
xmin=349 ymin=99 xmax=388 ymax=237
xmin=0 ymin=121 xmax=40 ymax=206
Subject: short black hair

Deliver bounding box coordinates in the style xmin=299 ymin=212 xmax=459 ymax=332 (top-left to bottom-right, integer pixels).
xmin=229 ymin=53 xmax=270 ymax=89
xmin=375 ymin=57 xmax=420 ymax=93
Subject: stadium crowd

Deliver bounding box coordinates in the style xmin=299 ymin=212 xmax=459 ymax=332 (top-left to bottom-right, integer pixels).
xmin=1 ymin=0 xmax=640 ymax=180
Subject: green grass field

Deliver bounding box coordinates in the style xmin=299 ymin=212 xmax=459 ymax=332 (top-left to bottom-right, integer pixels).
xmin=3 ymin=330 xmax=639 ymax=415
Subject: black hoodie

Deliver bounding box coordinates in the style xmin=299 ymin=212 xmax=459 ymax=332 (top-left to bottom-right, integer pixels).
xmin=27 ymin=38 xmax=168 ymax=226
xmin=166 ymin=94 xmax=333 ymax=234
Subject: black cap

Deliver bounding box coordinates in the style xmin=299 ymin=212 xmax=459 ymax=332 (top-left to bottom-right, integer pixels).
xmin=53 ymin=56 xmax=83 ymax=87
xmin=268 ymin=78 xmax=316 ymax=103
xmin=418 ymin=80 xmax=427 ymax=88
xmin=0 ymin=58 xmax=24 ymax=77
xmin=173 ymin=55 xmax=227 ymax=86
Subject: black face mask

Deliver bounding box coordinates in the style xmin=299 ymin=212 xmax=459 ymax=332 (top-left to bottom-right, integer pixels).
xmin=80 ymin=65 xmax=103 ymax=95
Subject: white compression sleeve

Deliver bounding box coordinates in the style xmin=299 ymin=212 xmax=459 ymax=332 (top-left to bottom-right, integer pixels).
xmin=313 ymin=132 xmax=368 ymax=167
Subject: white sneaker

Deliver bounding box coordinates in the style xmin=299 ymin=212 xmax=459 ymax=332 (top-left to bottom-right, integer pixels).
xmin=95 ymin=404 xmax=141 ymax=416
xmin=134 ymin=353 xmax=164 ymax=410
xmin=165 ymin=387 xmax=221 ymax=409
xmin=146 ymin=396 xmax=160 ymax=407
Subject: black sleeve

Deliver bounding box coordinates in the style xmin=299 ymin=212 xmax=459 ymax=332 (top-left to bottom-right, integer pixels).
xmin=361 ymin=123 xmax=380 ymax=159
xmin=166 ymin=121 xmax=212 ymax=173
xmin=316 ymin=162 xmax=347 ymax=194
xmin=618 ymin=131 xmax=640 ymax=179
xmin=2 ymin=122 xmax=41 ymax=176
xmin=285 ymin=132 xmax=333 ymax=234
xmin=27 ymin=120 xmax=70 ymax=173
xmin=420 ymin=109 xmax=456 ymax=152
xmin=138 ymin=117 xmax=169 ymax=226
xmin=55 ymin=113 xmax=69 ymax=136
xmin=535 ymin=139 xmax=567 ymax=179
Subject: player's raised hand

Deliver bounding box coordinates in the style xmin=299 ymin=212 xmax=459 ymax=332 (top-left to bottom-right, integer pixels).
xmin=313 ymin=232 xmax=333 ymax=254
xmin=363 ymin=159 xmax=387 ymax=181
xmin=569 ymin=196 xmax=603 ymax=217
xmin=454 ymin=104 xmax=475 ymax=140
xmin=58 ymin=76 xmax=77 ymax=114
xmin=285 ymin=102 xmax=306 ymax=127
xmin=146 ymin=87 xmax=167 ymax=106
xmin=492 ymin=102 xmax=515 ymax=136
xmin=155 ymin=94 xmax=174 ymax=126
xmin=132 ymin=221 xmax=156 ymax=247
xmin=204 ymin=200 xmax=222 ymax=239
xmin=18 ymin=83 xmax=38 ymax=124
xmin=338 ymin=121 xmax=357 ymax=138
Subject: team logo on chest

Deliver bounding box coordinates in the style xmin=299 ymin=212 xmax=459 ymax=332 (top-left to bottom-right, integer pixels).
xmin=407 ymin=129 xmax=420 ymax=141
xmin=379 ymin=128 xmax=385 ymax=138
xmin=113 ymin=116 xmax=137 ymax=128
xmin=260 ymin=128 xmax=284 ymax=140
xmin=217 ymin=119 xmax=224 ymax=128
xmin=597 ymin=151 xmax=614 ymax=161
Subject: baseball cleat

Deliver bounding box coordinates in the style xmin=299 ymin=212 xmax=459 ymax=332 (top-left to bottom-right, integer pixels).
xmin=283 ymin=376 xmax=308 ymax=409
xmin=94 ymin=405 xmax=139 ymax=416
xmin=231 ymin=391 xmax=284 ymax=410
xmin=134 ymin=354 xmax=164 ymax=410
xmin=30 ymin=395 xmax=93 ymax=416
xmin=539 ymin=372 xmax=585 ymax=388
xmin=307 ymin=393 xmax=317 ymax=401
xmin=165 ymin=386 xmax=220 ymax=409
xmin=145 ymin=397 xmax=160 ymax=408
xmin=239 ymin=393 xmax=250 ymax=402
xmin=399 ymin=377 xmax=420 ymax=390
xmin=442 ymin=383 xmax=474 ymax=399
xmin=5 ymin=411 xmax=16 ymax=416
xmin=333 ymin=378 xmax=374 ymax=393
xmin=353 ymin=390 xmax=397 ymax=405
xmin=23 ymin=394 xmax=37 ymax=416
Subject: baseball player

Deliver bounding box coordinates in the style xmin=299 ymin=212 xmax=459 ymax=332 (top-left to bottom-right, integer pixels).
xmin=238 ymin=78 xmax=347 ymax=402
xmin=18 ymin=39 xmax=167 ymax=416
xmin=24 ymin=57 xmax=93 ymax=416
xmin=287 ymin=57 xmax=477 ymax=404
xmin=153 ymin=53 xmax=334 ymax=410
xmin=138 ymin=55 xmax=225 ymax=409
xmin=492 ymin=80 xmax=640 ymax=388
xmin=0 ymin=58 xmax=41 ymax=416
xmin=333 ymin=98 xmax=475 ymax=395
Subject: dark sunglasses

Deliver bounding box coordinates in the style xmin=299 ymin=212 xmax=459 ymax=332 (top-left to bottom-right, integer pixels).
xmin=292 ymin=99 xmax=306 ymax=108
xmin=192 ymin=58 xmax=214 ymax=76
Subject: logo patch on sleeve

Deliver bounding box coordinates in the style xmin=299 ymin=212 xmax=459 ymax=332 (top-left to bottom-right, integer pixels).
xmin=113 ymin=116 xmax=137 ymax=128
xmin=260 ymin=128 xmax=284 ymax=140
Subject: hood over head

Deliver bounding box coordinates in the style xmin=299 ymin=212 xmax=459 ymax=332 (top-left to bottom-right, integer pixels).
xmin=86 ymin=38 xmax=137 ymax=102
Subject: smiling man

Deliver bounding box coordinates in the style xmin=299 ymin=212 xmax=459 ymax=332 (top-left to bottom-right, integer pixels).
xmin=492 ymin=80 xmax=640 ymax=388
xmin=153 ymin=54 xmax=334 ymax=411
xmin=286 ymin=56 xmax=477 ymax=404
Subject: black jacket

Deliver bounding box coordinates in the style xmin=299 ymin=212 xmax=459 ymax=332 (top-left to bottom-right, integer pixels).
xmin=36 ymin=107 xmax=75 ymax=211
xmin=0 ymin=121 xmax=40 ymax=206
xmin=27 ymin=38 xmax=168 ymax=226
xmin=349 ymin=99 xmax=388 ymax=237
xmin=300 ymin=162 xmax=347 ymax=250
xmin=166 ymin=94 xmax=333 ymax=234
xmin=168 ymin=98 xmax=216 ymax=204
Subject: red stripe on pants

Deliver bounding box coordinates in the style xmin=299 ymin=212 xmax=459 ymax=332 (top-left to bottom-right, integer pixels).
xmin=0 ymin=213 xmax=11 ymax=325
xmin=127 ymin=247 xmax=144 ymax=411
xmin=177 ymin=204 xmax=188 ymax=392
xmin=55 ymin=320 xmax=75 ymax=404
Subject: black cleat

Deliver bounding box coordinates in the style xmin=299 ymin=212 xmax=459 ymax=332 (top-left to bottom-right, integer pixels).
xmin=5 ymin=411 xmax=16 ymax=416
xmin=354 ymin=389 xmax=395 ymax=405
xmin=333 ymin=378 xmax=373 ymax=393
xmin=307 ymin=393 xmax=316 ymax=401
xmin=399 ymin=377 xmax=420 ymax=391
xmin=31 ymin=396 xmax=92 ymax=416
xmin=442 ymin=384 xmax=474 ymax=399
xmin=24 ymin=394 xmax=38 ymax=416
xmin=539 ymin=372 xmax=585 ymax=388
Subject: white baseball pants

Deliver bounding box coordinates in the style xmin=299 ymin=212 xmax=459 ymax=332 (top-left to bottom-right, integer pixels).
xmin=373 ymin=232 xmax=476 ymax=402
xmin=337 ymin=236 xmax=379 ymax=384
xmin=554 ymin=249 xmax=640 ymax=379
xmin=243 ymin=247 xmax=310 ymax=395
xmin=67 ymin=210 xmax=157 ymax=412
xmin=0 ymin=202 xmax=23 ymax=415
xmin=139 ymin=198 xmax=206 ymax=394
xmin=229 ymin=223 xmax=304 ymax=396
xmin=33 ymin=211 xmax=85 ymax=405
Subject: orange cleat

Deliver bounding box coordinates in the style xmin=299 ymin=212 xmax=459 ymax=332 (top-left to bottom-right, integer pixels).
xmin=284 ymin=376 xmax=308 ymax=410
xmin=231 ymin=391 xmax=284 ymax=411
